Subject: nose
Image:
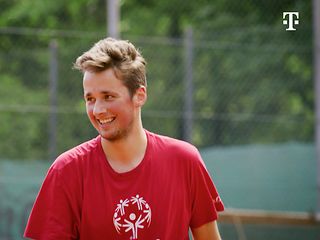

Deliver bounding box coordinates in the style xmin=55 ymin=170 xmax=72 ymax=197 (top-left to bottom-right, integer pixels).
xmin=93 ymin=100 xmax=107 ymax=116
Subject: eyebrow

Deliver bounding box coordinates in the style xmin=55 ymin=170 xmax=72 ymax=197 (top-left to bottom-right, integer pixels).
xmin=84 ymin=92 xmax=92 ymax=98
xmin=84 ymin=91 xmax=117 ymax=98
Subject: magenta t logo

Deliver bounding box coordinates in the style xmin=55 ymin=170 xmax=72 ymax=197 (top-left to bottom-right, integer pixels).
xmin=283 ymin=12 xmax=299 ymax=31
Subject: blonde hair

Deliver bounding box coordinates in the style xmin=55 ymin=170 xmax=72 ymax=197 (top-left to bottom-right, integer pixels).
xmin=74 ymin=38 xmax=147 ymax=97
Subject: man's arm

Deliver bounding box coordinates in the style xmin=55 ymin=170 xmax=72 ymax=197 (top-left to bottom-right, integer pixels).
xmin=191 ymin=221 xmax=222 ymax=240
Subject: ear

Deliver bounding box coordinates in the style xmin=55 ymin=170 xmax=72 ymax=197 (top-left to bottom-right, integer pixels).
xmin=133 ymin=86 xmax=147 ymax=107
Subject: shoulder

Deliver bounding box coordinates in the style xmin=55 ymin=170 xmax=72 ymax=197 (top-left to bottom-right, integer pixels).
xmin=51 ymin=136 xmax=101 ymax=171
xmin=146 ymin=130 xmax=201 ymax=162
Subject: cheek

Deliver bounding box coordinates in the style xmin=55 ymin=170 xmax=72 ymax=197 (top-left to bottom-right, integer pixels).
xmin=113 ymin=101 xmax=134 ymax=119
xmin=85 ymin=104 xmax=94 ymax=118
xmin=109 ymin=100 xmax=131 ymax=113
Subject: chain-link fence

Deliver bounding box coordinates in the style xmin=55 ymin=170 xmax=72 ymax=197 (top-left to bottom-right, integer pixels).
xmin=0 ymin=0 xmax=317 ymax=239
xmin=0 ymin=25 xmax=313 ymax=160
xmin=0 ymin=25 xmax=317 ymax=239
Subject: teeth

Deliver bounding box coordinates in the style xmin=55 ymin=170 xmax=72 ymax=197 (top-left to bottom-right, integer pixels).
xmin=99 ymin=118 xmax=114 ymax=124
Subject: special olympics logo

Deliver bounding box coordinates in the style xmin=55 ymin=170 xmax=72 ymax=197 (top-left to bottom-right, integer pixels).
xmin=113 ymin=195 xmax=152 ymax=239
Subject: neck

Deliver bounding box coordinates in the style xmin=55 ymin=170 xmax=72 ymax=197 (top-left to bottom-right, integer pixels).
xmin=101 ymin=124 xmax=147 ymax=173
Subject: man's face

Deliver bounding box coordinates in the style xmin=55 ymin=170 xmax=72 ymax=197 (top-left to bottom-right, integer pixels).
xmin=83 ymin=68 xmax=139 ymax=141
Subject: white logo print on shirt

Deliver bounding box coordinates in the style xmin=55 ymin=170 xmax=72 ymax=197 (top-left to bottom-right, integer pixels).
xmin=113 ymin=195 xmax=152 ymax=239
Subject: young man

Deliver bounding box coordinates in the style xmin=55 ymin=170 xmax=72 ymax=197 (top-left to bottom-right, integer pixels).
xmin=24 ymin=38 xmax=224 ymax=240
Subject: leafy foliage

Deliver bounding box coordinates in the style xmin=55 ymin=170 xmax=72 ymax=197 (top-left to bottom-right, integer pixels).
xmin=0 ymin=0 xmax=313 ymax=159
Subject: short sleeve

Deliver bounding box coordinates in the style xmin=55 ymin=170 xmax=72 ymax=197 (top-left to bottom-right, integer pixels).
xmin=24 ymin=164 xmax=81 ymax=240
xmin=189 ymin=150 xmax=224 ymax=228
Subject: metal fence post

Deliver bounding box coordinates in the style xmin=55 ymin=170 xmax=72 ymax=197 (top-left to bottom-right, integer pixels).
xmin=183 ymin=27 xmax=194 ymax=143
xmin=48 ymin=39 xmax=58 ymax=161
xmin=314 ymin=0 xmax=320 ymax=220
xmin=107 ymin=0 xmax=120 ymax=38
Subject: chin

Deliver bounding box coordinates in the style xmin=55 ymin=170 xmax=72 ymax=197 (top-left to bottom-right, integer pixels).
xmin=100 ymin=129 xmax=128 ymax=142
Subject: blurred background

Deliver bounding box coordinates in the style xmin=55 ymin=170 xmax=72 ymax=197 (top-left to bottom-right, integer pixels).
xmin=0 ymin=0 xmax=318 ymax=239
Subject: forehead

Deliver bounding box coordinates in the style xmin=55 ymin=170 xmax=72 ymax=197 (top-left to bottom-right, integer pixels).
xmin=83 ymin=68 xmax=118 ymax=84
xmin=83 ymin=69 xmax=126 ymax=94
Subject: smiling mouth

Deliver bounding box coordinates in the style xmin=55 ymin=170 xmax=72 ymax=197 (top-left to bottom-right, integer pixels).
xmin=98 ymin=117 xmax=115 ymax=125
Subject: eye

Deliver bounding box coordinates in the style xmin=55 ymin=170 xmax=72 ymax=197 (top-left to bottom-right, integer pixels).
xmin=85 ymin=96 xmax=95 ymax=103
xmin=104 ymin=95 xmax=114 ymax=100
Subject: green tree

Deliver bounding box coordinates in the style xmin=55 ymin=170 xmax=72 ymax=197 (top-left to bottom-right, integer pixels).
xmin=0 ymin=0 xmax=313 ymax=160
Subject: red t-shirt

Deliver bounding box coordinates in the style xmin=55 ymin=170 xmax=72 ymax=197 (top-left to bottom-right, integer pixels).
xmin=24 ymin=130 xmax=224 ymax=240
